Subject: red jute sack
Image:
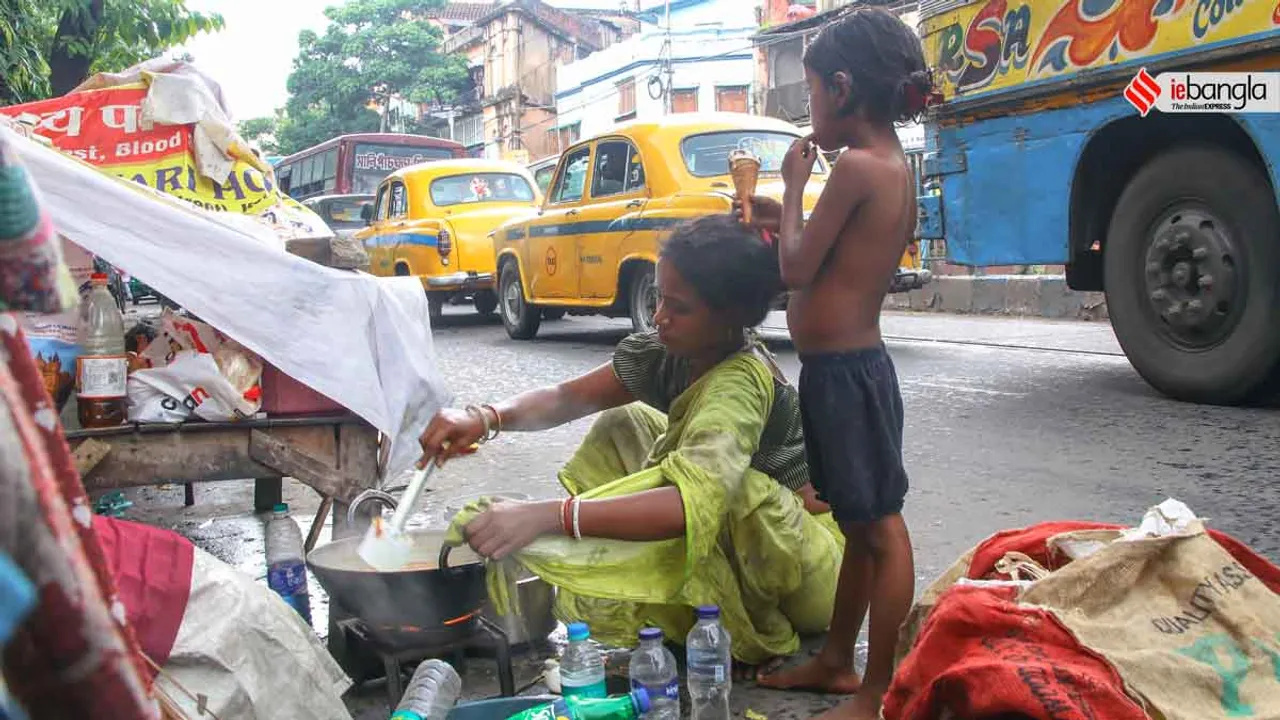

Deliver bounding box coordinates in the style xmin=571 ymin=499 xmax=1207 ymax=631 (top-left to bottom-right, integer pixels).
xmin=886 ymin=507 xmax=1280 ymax=720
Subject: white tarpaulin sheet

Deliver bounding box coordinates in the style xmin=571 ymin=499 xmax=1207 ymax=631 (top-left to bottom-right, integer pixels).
xmin=2 ymin=125 xmax=450 ymax=480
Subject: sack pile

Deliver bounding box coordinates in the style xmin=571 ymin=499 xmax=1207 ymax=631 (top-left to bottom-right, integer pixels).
xmin=885 ymin=500 xmax=1280 ymax=720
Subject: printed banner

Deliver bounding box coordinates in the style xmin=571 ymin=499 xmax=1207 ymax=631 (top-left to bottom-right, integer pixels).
xmin=0 ymin=84 xmax=278 ymax=215
xmin=920 ymin=0 xmax=1280 ymax=101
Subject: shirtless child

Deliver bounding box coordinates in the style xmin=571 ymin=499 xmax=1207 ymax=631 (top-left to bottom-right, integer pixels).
xmin=736 ymin=8 xmax=934 ymax=719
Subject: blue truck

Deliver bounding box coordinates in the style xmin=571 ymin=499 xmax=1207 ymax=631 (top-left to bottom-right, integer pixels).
xmin=916 ymin=0 xmax=1280 ymax=404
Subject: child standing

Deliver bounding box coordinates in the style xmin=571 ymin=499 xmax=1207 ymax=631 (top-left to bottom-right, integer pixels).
xmin=739 ymin=8 xmax=933 ymax=720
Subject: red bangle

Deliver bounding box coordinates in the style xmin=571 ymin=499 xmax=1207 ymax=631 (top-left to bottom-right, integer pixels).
xmin=560 ymin=498 xmax=573 ymax=537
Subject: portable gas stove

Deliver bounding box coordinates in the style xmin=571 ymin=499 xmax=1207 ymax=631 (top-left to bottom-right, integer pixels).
xmin=335 ymin=612 xmax=516 ymax=705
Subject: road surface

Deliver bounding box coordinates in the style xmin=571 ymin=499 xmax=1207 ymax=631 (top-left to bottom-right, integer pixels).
xmin=120 ymin=310 xmax=1279 ymax=717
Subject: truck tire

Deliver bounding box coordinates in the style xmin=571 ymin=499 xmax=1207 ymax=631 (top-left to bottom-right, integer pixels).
xmin=499 ymin=262 xmax=541 ymax=340
xmin=629 ymin=265 xmax=657 ymax=334
xmin=1104 ymin=145 xmax=1280 ymax=405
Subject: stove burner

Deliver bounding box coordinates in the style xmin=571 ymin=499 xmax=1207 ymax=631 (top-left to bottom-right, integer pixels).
xmin=342 ymin=613 xmax=516 ymax=706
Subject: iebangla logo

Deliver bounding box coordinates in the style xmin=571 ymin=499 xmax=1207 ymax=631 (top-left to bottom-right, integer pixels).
xmin=1124 ymin=68 xmax=1162 ymax=117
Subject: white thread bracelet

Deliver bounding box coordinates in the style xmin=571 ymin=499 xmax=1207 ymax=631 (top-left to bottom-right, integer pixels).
xmin=572 ymin=497 xmax=583 ymax=540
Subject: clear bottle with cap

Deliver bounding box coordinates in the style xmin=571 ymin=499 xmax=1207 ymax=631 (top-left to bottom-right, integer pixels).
xmin=561 ymin=621 xmax=607 ymax=699
xmin=76 ymin=272 xmax=128 ymax=428
xmin=391 ymin=659 xmax=462 ymax=720
xmin=629 ymin=627 xmax=679 ymax=720
xmin=264 ymin=502 xmax=312 ymax=625
xmin=686 ymin=605 xmax=731 ymax=720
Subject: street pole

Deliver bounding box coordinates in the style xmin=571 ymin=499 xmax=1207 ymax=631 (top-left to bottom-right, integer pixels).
xmin=662 ymin=0 xmax=673 ymax=115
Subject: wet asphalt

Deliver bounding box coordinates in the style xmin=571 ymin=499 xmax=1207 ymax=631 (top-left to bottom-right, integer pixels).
xmin=114 ymin=308 xmax=1280 ymax=718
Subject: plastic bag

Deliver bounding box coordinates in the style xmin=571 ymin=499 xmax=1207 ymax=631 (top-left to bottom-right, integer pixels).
xmin=127 ymin=351 xmax=260 ymax=422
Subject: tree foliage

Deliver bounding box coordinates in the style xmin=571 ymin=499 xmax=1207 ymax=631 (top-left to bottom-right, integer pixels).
xmin=0 ymin=0 xmax=223 ymax=104
xmin=274 ymin=0 xmax=469 ymax=155
xmin=237 ymin=116 xmax=280 ymax=154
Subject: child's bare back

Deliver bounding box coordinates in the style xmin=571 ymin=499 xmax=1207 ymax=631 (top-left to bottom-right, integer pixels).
xmin=787 ymin=144 xmax=917 ymax=354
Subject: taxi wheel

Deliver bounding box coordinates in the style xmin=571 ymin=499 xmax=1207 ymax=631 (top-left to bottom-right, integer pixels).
xmin=500 ymin=263 xmax=541 ymax=340
xmin=629 ymin=265 xmax=657 ymax=334
xmin=473 ymin=290 xmax=498 ymax=316
xmin=428 ymin=293 xmax=446 ymax=322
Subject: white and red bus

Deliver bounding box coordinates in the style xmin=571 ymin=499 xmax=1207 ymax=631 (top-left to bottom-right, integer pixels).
xmin=275 ymin=133 xmax=467 ymax=201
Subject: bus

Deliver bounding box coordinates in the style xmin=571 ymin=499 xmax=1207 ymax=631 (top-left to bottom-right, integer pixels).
xmin=916 ymin=1 xmax=1279 ymax=406
xmin=274 ymin=133 xmax=467 ymax=201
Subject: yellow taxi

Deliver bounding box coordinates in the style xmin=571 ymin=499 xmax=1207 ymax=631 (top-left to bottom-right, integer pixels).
xmin=358 ymin=159 xmax=542 ymax=319
xmin=493 ymin=113 xmax=829 ymax=340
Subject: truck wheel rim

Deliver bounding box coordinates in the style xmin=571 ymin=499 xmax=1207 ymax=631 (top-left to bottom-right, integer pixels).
xmin=1142 ymin=204 xmax=1243 ymax=350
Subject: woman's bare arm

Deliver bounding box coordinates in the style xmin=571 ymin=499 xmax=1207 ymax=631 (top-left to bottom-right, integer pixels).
xmin=494 ymin=362 xmax=635 ymax=431
xmin=577 ymin=487 xmax=686 ymax=541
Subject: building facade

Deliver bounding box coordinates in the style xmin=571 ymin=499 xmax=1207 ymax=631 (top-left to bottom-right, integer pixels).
xmin=552 ymin=0 xmax=759 ymax=149
xmin=440 ymin=0 xmax=636 ymax=162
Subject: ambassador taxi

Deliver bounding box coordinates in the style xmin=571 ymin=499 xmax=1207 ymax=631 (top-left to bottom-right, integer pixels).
xmin=493 ymin=113 xmax=831 ymax=340
xmin=357 ymin=159 xmax=542 ymax=319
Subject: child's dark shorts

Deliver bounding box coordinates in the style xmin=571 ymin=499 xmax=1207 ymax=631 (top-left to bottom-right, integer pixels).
xmin=798 ymin=344 xmax=908 ymax=525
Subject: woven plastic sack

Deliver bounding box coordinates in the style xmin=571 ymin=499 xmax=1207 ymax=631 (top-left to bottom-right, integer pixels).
xmin=887 ymin=500 xmax=1280 ymax=720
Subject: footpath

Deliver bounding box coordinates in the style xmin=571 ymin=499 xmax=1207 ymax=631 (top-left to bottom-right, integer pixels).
xmin=880 ymin=274 xmax=1108 ymax=321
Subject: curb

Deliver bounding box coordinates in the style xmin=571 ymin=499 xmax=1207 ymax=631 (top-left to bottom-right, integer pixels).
xmin=882 ymin=275 xmax=1109 ymax=321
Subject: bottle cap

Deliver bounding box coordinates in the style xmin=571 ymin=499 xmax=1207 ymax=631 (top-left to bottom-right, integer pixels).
xmin=273 ymin=503 xmax=288 ymax=513
xmin=566 ymin=622 xmax=589 ymax=641
xmin=631 ymin=687 xmax=651 ymax=714
xmin=638 ymin=627 xmax=663 ymax=641
xmin=695 ymin=605 xmax=720 ymax=620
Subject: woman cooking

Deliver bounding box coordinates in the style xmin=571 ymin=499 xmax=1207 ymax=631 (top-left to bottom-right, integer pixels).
xmin=421 ymin=215 xmax=843 ymax=666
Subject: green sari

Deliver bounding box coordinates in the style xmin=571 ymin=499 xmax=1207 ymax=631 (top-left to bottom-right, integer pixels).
xmin=445 ymin=352 xmax=843 ymax=663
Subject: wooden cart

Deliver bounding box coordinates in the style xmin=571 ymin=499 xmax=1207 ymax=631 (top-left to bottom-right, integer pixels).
xmin=67 ymin=413 xmax=384 ymax=651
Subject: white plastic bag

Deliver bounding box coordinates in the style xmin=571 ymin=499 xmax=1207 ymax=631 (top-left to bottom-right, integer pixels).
xmin=127 ymin=351 xmax=260 ymax=422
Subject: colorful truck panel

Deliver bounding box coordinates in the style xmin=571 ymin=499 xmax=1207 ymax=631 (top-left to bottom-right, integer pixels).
xmin=917 ymin=0 xmax=1280 ymax=405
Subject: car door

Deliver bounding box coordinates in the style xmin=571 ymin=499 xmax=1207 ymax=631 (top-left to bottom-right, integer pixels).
xmin=526 ymin=144 xmax=591 ymax=300
xmin=361 ymin=184 xmax=396 ymax=275
xmin=577 ymin=139 xmax=649 ymax=300
xmin=386 ymin=179 xmax=417 ymax=274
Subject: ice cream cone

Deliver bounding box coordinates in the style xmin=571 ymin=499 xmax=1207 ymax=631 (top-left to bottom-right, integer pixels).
xmin=729 ymin=150 xmax=761 ymax=225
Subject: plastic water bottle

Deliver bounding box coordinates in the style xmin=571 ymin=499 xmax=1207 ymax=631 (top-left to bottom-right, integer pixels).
xmin=561 ymin=622 xmax=607 ymax=699
xmin=391 ymin=659 xmax=462 ymax=720
xmin=686 ymin=606 xmax=731 ymax=720
xmin=265 ymin=503 xmax=312 ymax=625
xmin=76 ymin=272 xmax=128 ymax=428
xmin=629 ymin=627 xmax=679 ymax=720
xmin=506 ymin=689 xmax=650 ymax=720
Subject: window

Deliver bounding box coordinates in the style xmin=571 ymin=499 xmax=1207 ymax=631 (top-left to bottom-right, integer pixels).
xmin=680 ymin=131 xmax=827 ymax=178
xmin=591 ymin=141 xmax=644 ymax=198
xmin=672 ymin=88 xmax=699 ymax=114
xmin=321 ymin=149 xmax=338 ymax=192
xmin=389 ymin=181 xmax=408 ymax=218
xmin=315 ymin=196 xmax=374 ymax=230
xmin=455 ymin=114 xmax=485 ymax=148
xmin=616 ymin=78 xmax=636 ymax=119
xmin=715 ymin=85 xmax=749 ymax=113
xmin=551 ymin=146 xmax=591 ymax=204
xmin=533 ymin=164 xmax=556 ymax=194
xmin=430 ymin=173 xmax=535 ymax=207
xmin=556 ymin=122 xmax=580 ymax=151
xmin=374 ymin=184 xmax=390 ymax=220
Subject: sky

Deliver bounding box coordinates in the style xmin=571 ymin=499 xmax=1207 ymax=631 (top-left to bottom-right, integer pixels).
xmin=178 ymin=0 xmax=649 ymax=121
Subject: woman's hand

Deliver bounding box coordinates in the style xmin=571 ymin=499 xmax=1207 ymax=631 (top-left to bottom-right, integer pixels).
xmin=418 ymin=407 xmax=484 ymax=467
xmin=463 ymin=499 xmax=561 ymax=560
xmin=732 ymin=195 xmax=783 ymax=234
xmin=781 ymin=134 xmax=818 ymax=190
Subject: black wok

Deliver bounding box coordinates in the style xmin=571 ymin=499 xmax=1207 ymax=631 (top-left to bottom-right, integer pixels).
xmin=307 ymin=529 xmax=487 ymax=646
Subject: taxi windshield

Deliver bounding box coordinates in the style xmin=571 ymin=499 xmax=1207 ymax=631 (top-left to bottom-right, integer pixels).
xmin=429 ymin=173 xmax=535 ymax=207
xmin=680 ymin=131 xmax=827 ymax=178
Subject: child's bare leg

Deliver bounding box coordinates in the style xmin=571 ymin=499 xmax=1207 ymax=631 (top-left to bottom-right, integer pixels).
xmin=816 ymin=513 xmax=914 ymax=720
xmin=758 ymin=527 xmax=871 ymax=693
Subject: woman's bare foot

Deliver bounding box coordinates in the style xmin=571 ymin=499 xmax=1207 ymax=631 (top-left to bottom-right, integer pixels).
xmin=813 ymin=685 xmax=884 ymax=720
xmin=733 ymin=657 xmax=784 ymax=682
xmin=756 ymin=655 xmax=862 ymax=694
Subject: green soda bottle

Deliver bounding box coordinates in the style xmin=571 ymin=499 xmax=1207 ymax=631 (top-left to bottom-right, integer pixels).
xmin=505 ymin=688 xmax=651 ymax=720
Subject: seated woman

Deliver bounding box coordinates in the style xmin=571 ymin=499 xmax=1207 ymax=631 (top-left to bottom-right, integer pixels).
xmin=421 ymin=215 xmax=843 ymax=666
